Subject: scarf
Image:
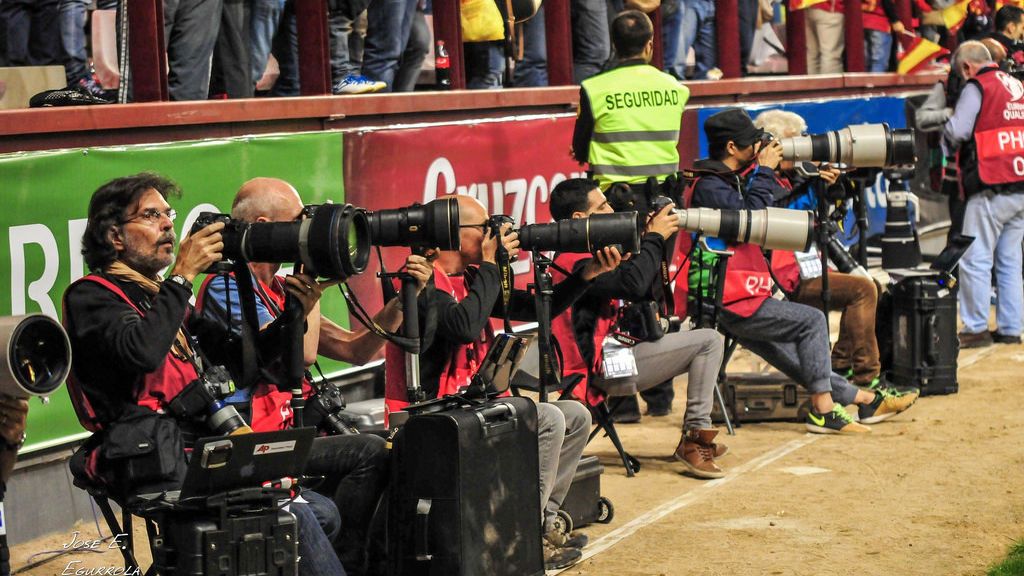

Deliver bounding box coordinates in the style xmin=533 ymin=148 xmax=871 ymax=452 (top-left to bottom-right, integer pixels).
xmin=104 ymin=260 xmax=195 ymax=361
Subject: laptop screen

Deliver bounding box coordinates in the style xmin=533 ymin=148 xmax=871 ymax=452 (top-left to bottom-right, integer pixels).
xmin=929 ymin=235 xmax=974 ymax=275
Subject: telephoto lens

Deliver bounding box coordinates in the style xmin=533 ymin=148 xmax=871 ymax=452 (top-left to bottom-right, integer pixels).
xmin=676 ymin=207 xmax=814 ymax=252
xmin=0 ymin=314 xmax=71 ymax=399
xmin=191 ymin=203 xmax=371 ymax=280
xmin=779 ymin=123 xmax=916 ymax=168
xmin=366 ymin=196 xmax=460 ymax=250
xmin=517 ymin=212 xmax=642 ymax=254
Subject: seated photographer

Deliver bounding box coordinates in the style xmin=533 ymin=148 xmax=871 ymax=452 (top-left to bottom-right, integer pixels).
xmin=548 ymin=178 xmax=728 ymax=479
xmin=753 ymin=109 xmax=884 ymax=390
xmin=62 ymin=173 xmax=347 ymax=576
xmin=688 ymin=109 xmax=918 ymax=434
xmin=194 ymin=177 xmax=425 ymax=576
xmin=383 ymin=195 xmax=618 ymax=571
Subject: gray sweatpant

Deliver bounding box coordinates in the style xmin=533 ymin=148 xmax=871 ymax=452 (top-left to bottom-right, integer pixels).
xmin=536 ymin=400 xmax=590 ymax=532
xmin=719 ymin=297 xmax=860 ymax=405
xmin=592 ymin=328 xmax=723 ymax=431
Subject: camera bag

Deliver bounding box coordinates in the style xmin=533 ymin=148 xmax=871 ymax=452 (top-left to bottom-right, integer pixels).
xmin=101 ymin=404 xmax=188 ymax=498
xmin=888 ymin=276 xmax=959 ymax=395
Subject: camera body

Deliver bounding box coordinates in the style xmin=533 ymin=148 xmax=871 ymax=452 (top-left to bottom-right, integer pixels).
xmin=306 ymin=382 xmax=358 ymax=435
xmin=168 ymin=365 xmax=250 ymax=436
xmin=617 ymin=300 xmax=682 ymax=342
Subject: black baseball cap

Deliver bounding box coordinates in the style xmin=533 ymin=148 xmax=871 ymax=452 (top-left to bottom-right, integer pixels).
xmin=704 ymin=108 xmax=765 ymax=149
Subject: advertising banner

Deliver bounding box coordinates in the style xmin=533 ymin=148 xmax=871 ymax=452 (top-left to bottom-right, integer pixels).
xmin=1 ymin=132 xmax=346 ymax=451
xmin=343 ymin=115 xmax=587 ymax=314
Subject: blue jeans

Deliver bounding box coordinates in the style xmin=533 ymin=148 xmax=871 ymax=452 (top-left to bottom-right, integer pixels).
xmin=466 ymin=41 xmax=505 ymax=89
xmin=864 ymin=29 xmax=892 ymax=73
xmin=681 ymin=0 xmax=716 ymax=79
xmin=293 ymin=491 xmax=347 ymax=576
xmin=362 ymin=0 xmax=418 ymax=91
xmin=328 ymin=11 xmax=357 ymax=83
xmin=2 ymin=0 xmax=61 ymax=66
xmin=59 ymin=0 xmax=116 ymax=84
xmin=513 ymin=6 xmax=548 ymax=87
xmin=270 ymin=0 xmax=299 ymax=96
xmin=250 ymin=0 xmax=284 ymax=84
xmin=662 ymin=0 xmax=686 ymax=79
xmin=571 ymin=0 xmax=609 ymax=83
xmin=958 ymin=191 xmax=1024 ymax=336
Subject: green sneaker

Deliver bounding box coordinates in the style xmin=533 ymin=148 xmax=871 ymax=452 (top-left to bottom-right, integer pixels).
xmin=859 ymin=387 xmax=919 ymax=424
xmin=805 ymin=404 xmax=871 ymax=434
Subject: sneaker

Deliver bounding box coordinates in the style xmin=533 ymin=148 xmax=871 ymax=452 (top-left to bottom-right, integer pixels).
xmin=959 ymin=330 xmax=993 ymax=349
xmin=546 ymin=526 xmax=589 ymax=550
xmin=74 ymin=77 xmax=111 ymax=102
xmin=992 ymin=332 xmax=1022 ymax=345
xmin=645 ymin=405 xmax=673 ymax=417
xmin=858 ymin=387 xmax=919 ymax=424
xmin=805 ymin=405 xmax=871 ymax=434
xmin=673 ymin=429 xmax=726 ymax=479
xmin=332 ymin=74 xmax=386 ymax=95
xmin=543 ymin=540 xmax=582 ymax=570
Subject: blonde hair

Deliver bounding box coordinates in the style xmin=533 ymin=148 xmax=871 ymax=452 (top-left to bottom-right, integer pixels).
xmin=753 ymin=109 xmax=807 ymax=140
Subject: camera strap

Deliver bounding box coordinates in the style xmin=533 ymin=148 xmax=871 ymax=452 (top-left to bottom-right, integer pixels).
xmin=495 ymin=247 xmax=514 ymax=334
xmin=231 ymin=262 xmax=264 ymax=391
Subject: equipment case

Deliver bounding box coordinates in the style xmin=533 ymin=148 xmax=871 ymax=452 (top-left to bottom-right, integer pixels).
xmin=889 ymin=276 xmax=959 ymax=395
xmin=560 ymin=455 xmax=614 ymax=530
xmin=711 ymin=372 xmax=812 ymax=424
xmin=387 ymin=396 xmax=544 ymax=576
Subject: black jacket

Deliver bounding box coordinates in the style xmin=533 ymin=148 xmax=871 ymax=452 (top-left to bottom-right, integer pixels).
xmin=690 ymin=159 xmax=775 ymax=210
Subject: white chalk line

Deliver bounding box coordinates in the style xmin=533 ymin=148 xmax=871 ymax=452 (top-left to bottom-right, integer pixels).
xmin=959 ymin=346 xmax=995 ymax=369
xmin=549 ymin=433 xmax=821 ymax=575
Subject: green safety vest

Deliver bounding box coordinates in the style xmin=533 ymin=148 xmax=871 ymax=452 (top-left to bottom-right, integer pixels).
xmin=582 ymin=64 xmax=689 ymax=188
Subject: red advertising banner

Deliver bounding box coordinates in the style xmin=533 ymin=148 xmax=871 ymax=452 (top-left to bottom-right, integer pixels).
xmin=344 ymin=115 xmax=587 ymax=313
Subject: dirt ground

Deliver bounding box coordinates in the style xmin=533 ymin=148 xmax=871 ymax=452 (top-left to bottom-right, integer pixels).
xmin=10 ymin=336 xmax=1024 ymax=576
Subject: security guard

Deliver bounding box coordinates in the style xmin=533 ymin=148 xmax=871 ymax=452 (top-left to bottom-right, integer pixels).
xmin=572 ymin=9 xmax=689 ymax=191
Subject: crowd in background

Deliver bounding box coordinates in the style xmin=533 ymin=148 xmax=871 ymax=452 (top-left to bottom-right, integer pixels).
xmin=0 ymin=0 xmax=1022 ymax=102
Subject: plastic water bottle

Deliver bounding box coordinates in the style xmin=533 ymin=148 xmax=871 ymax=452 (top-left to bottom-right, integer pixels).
xmin=436 ymin=41 xmax=452 ymax=90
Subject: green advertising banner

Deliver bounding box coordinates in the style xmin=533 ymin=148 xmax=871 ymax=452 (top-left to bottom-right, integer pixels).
xmin=0 ymin=132 xmax=349 ymax=452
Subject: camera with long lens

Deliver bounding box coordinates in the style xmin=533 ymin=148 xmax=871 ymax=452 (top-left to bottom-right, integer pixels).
xmin=306 ymin=382 xmax=358 ymax=435
xmin=168 ymin=365 xmax=252 ymax=436
xmin=0 ymin=314 xmax=71 ymax=399
xmin=366 ymin=197 xmax=461 ymax=250
xmin=191 ymin=202 xmax=371 ymax=279
xmin=675 ymin=206 xmax=814 ymax=252
xmin=510 ymin=212 xmax=643 ymax=254
xmin=779 ymin=123 xmax=916 ymax=168
xmin=821 ymin=220 xmax=871 ymax=278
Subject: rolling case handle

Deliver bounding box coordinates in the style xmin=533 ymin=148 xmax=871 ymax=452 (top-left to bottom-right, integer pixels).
xmin=474 ymin=402 xmax=519 ymax=438
xmin=415 ymin=498 xmax=433 ymax=561
xmin=925 ymin=315 xmax=938 ymax=364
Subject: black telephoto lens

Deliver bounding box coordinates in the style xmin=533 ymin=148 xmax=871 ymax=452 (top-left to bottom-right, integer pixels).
xmin=518 ymin=212 xmax=641 ymax=254
xmin=367 ymin=196 xmax=460 ymax=250
xmin=886 ymin=128 xmax=917 ymax=166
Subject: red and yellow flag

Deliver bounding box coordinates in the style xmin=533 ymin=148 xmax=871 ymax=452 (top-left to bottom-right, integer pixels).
xmin=996 ymin=0 xmax=1024 ymax=10
xmin=898 ymin=34 xmax=950 ymax=74
xmin=941 ymin=0 xmax=972 ymax=33
xmin=788 ymin=0 xmax=828 ymax=10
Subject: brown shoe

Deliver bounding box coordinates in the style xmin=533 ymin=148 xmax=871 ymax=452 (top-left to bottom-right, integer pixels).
xmin=712 ymin=441 xmax=729 ymax=458
xmin=674 ymin=429 xmax=725 ymax=479
xmin=959 ymin=330 xmax=993 ymax=349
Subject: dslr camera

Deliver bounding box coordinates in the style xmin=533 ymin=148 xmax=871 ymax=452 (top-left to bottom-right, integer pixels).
xmin=167 ymin=365 xmax=251 ymax=436
xmin=487 ymin=212 xmax=643 ymax=255
xmin=305 ymin=381 xmax=359 ymax=436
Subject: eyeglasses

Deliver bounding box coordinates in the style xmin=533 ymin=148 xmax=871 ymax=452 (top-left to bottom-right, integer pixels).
xmin=122 ymin=208 xmax=177 ymax=225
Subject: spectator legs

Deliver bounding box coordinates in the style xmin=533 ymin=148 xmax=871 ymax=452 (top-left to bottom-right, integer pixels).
xmin=210 ymin=0 xmax=253 ymax=97
xmin=805 ymin=8 xmax=843 ymax=75
xmin=514 ymin=6 xmax=548 ymax=87
xmin=164 ymin=0 xmax=222 ymax=100
xmin=362 ymin=0 xmax=417 ymax=92
xmin=738 ymin=0 xmax=757 ymax=75
xmin=465 ymin=40 xmax=504 ymax=89
xmin=571 ymin=0 xmax=609 ymax=83
xmin=392 ymin=6 xmax=429 ymax=93
xmin=250 ymin=0 xmax=284 ymax=85
xmin=661 ymin=0 xmax=686 ymax=80
xmin=863 ymin=29 xmax=892 ymax=73
xmin=328 ymin=10 xmax=357 ymax=85
xmin=4 ymin=0 xmax=61 ymax=66
xmin=59 ymin=0 xmax=90 ymax=84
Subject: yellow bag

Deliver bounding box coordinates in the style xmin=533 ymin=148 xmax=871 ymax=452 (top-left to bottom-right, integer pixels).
xmin=461 ymin=0 xmax=505 ymax=42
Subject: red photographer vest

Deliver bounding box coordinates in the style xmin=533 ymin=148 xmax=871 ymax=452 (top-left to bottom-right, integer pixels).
xmin=550 ymin=253 xmax=618 ymax=406
xmin=63 ymin=275 xmax=198 ymax=432
xmin=673 ymin=175 xmax=774 ymax=319
xmin=765 ymin=174 xmax=802 ymax=294
xmin=383 ymin=264 xmax=496 ymax=424
xmin=195 ymin=273 xmax=309 ymax=433
xmin=970 ymin=67 xmax=1024 ymax=188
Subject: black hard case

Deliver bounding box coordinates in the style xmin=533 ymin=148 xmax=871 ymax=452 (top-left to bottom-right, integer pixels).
xmin=711 ymin=372 xmax=812 ymax=424
xmin=387 ymin=396 xmax=544 ymax=576
xmin=890 ymin=276 xmax=959 ymax=395
xmin=560 ymin=455 xmax=612 ymax=529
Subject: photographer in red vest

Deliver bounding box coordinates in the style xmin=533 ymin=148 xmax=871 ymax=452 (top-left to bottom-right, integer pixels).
xmin=383 ymin=194 xmax=619 ymax=571
xmin=688 ymin=109 xmax=917 ymax=434
xmin=943 ymin=41 xmax=1024 ymax=348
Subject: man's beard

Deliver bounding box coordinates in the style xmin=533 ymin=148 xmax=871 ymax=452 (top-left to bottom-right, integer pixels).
xmin=121 ymin=230 xmax=176 ymax=277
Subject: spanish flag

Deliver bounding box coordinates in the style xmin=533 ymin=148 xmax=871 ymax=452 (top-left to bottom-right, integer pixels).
xmin=897 ymin=33 xmax=949 ymax=75
xmin=941 ymin=0 xmax=972 ymax=33
xmin=788 ymin=0 xmax=827 ymax=10
xmin=996 ymin=0 xmax=1024 ymax=10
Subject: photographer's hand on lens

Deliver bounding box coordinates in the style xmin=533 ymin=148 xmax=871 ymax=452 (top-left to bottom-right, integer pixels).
xmin=0 ymin=396 xmax=28 ymax=450
xmin=818 ymin=165 xmax=841 ymax=185
xmin=758 ymin=140 xmax=784 ymax=171
xmin=647 ymin=204 xmax=681 ymax=240
xmin=404 ymin=254 xmax=433 ymax=293
xmin=284 ymin=273 xmax=338 ymax=317
xmin=581 ymin=246 xmax=623 ymax=280
xmin=172 ymin=221 xmax=225 ymax=282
